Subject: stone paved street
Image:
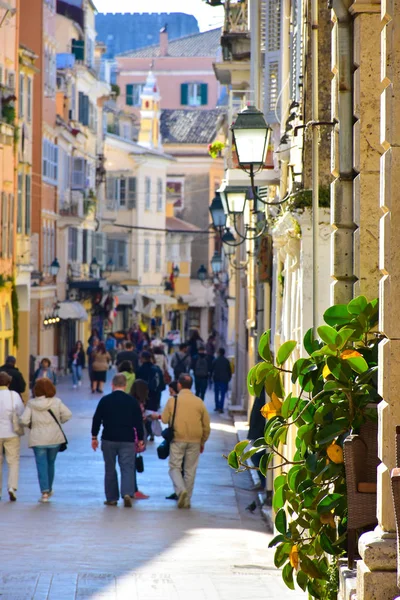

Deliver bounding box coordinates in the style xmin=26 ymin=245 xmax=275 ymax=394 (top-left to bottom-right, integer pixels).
xmin=0 ymin=375 xmax=305 ymax=600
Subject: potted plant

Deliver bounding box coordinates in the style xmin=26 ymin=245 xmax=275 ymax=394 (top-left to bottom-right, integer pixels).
xmin=208 ymin=140 xmax=225 ymax=158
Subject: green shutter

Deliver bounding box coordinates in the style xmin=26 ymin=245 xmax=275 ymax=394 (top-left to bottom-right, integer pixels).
xmin=72 ymin=39 xmax=85 ymax=62
xmin=200 ymin=83 xmax=208 ymax=106
xmin=181 ymin=83 xmax=188 ymax=106
xmin=126 ymin=84 xmax=133 ymax=106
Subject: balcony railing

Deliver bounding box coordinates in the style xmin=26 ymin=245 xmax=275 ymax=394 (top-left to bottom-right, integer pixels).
xmin=59 ymin=191 xmax=84 ymax=218
xmin=223 ymin=0 xmax=248 ymax=35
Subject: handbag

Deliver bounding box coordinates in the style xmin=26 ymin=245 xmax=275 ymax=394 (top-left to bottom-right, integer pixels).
xmin=157 ymin=397 xmax=178 ymax=460
xmin=11 ymin=392 xmax=24 ymax=437
xmin=133 ymin=427 xmax=145 ymax=453
xmin=48 ymin=409 xmax=68 ymax=452
xmin=163 ymin=369 xmax=172 ymax=385
xmin=136 ymin=454 xmax=144 ymax=473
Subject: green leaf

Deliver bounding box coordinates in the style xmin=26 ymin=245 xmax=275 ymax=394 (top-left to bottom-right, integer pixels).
xmin=268 ymin=533 xmax=285 ymax=548
xmin=296 ymin=571 xmax=309 ymax=592
xmin=274 ymin=474 xmax=287 ymax=491
xmin=274 ymin=373 xmax=285 ymax=399
xmin=234 ymin=440 xmax=249 ymax=456
xmin=317 ymin=493 xmax=343 ymax=514
xmin=273 ymin=485 xmax=286 ymax=512
xmin=326 ymin=356 xmax=353 ymax=382
xmin=347 ymin=295 xmax=368 ymax=315
xmin=258 ymin=330 xmax=272 ymax=362
xmin=281 ymin=395 xmax=300 ymax=419
xmin=324 ymin=304 xmax=352 ymax=327
xmin=345 ymin=355 xmax=369 ymax=374
xmin=317 ymin=325 xmax=340 ymax=346
xmin=277 ymin=340 xmax=297 ymax=366
xmin=255 ymin=361 xmax=273 ymax=384
xmin=227 ymin=451 xmax=239 ymax=469
xmin=336 ymin=327 xmax=355 ymax=349
xmin=259 ymin=452 xmax=269 ymax=476
xmin=292 ymin=358 xmax=311 ymax=384
xmin=274 ymin=542 xmax=291 ymax=568
xmin=247 ymin=366 xmax=256 ymax=396
xmin=299 ymin=555 xmax=322 ymax=579
xmin=304 ymin=328 xmax=320 ymax=355
xmin=275 ymin=507 xmax=287 ymax=534
xmin=282 ymin=563 xmax=295 ymax=590
xmin=319 ymin=532 xmax=337 ymax=555
xmin=315 ymin=420 xmax=348 ymax=445
xmin=264 ymin=369 xmax=278 ymax=397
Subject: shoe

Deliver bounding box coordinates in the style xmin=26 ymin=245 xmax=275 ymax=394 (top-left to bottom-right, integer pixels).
xmin=8 ymin=488 xmax=17 ymax=501
xmin=78 ymin=381 xmax=82 ymax=387
xmin=165 ymin=493 xmax=178 ymax=501
xmin=39 ymin=493 xmax=49 ymax=503
xmin=184 ymin=500 xmax=191 ymax=509
xmin=219 ymin=409 xmax=224 ymax=414
xmin=134 ymin=491 xmax=149 ymax=500
xmin=123 ymin=494 xmax=133 ymax=508
xmin=104 ymin=500 xmax=118 ymax=506
xmin=48 ymin=490 xmax=54 ymax=497
xmin=178 ymin=490 xmax=188 ymax=509
xmin=73 ymin=385 xmax=77 ymax=389
xmin=214 ymin=407 xmax=219 ymax=412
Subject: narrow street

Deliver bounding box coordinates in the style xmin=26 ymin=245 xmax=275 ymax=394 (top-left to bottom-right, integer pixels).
xmin=0 ymin=375 xmax=304 ymax=600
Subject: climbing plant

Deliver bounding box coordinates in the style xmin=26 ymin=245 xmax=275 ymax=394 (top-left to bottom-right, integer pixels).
xmin=227 ymin=296 xmax=380 ymax=599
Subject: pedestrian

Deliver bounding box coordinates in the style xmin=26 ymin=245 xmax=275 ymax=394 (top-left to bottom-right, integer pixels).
xmin=91 ymin=373 xmax=145 ymax=507
xmin=117 ymin=360 xmax=135 ymax=394
xmin=69 ymin=340 xmax=85 ymax=389
xmin=0 ymin=371 xmax=25 ymax=502
xmin=0 ymin=356 xmax=26 ymax=396
xmin=20 ymin=378 xmax=72 ymax=503
xmin=129 ymin=379 xmax=150 ymax=500
xmin=136 ymin=351 xmax=165 ymax=420
xmin=165 ymin=380 xmax=180 ymax=501
xmin=32 ymin=358 xmax=57 ymax=389
xmin=171 ymin=343 xmax=191 ymax=381
xmin=248 ymin=388 xmax=267 ymax=492
xmin=87 ymin=337 xmax=99 ymax=388
xmin=91 ymin=342 xmax=111 ymax=394
xmin=153 ymin=345 xmax=171 ymax=384
xmin=161 ymin=373 xmax=210 ymax=509
xmin=105 ymin=333 xmax=117 ymax=366
xmin=188 ymin=330 xmax=203 ymax=362
xmin=88 ymin=328 xmax=100 ymax=346
xmin=116 ymin=341 xmax=139 ymax=374
xmin=193 ymin=346 xmax=209 ymax=400
xmin=212 ymin=348 xmax=232 ymax=413
xmin=205 ymin=334 xmax=216 ymax=387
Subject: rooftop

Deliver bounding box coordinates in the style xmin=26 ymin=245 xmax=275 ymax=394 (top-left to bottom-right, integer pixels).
xmin=160 ymin=108 xmax=225 ymax=145
xmin=118 ymin=27 xmax=221 ymax=59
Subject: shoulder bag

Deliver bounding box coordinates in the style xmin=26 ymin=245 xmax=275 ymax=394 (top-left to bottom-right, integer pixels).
xmin=157 ymin=397 xmax=177 ymax=460
xmin=11 ymin=392 xmax=24 ymax=436
xmin=133 ymin=427 xmax=145 ymax=473
xmin=48 ymin=408 xmax=68 ymax=452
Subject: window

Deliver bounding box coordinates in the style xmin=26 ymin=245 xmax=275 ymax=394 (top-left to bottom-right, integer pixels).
xmin=72 ymin=39 xmax=85 ymax=62
xmin=68 ymin=227 xmax=78 ymax=262
xmin=106 ymin=176 xmax=137 ymax=209
xmin=155 ymin=240 xmax=161 ymax=272
xmin=86 ymin=36 xmax=94 ymax=68
xmin=157 ymin=178 xmax=163 ymax=212
xmin=8 ymin=193 xmax=14 ymax=257
xmin=42 ymin=139 xmax=58 ymax=185
xmin=72 ymin=157 xmax=85 ymax=189
xmin=58 ymin=149 xmax=71 ymax=200
xmin=82 ymin=229 xmax=92 ymax=264
xmin=145 ymin=177 xmax=151 ymax=210
xmin=119 ymin=178 xmax=126 ymax=207
xmin=25 ymin=174 xmax=31 ymax=234
xmin=126 ymin=83 xmax=144 ymax=107
xmin=78 ymin=92 xmax=89 ymax=126
xmin=27 ymin=77 xmax=32 ymax=122
xmin=1 ymin=192 xmax=7 ymax=258
xmin=144 ymin=239 xmax=150 ymax=272
xmin=181 ymin=83 xmax=208 ymax=107
xmin=92 ymin=232 xmax=106 ymax=267
xmin=17 ymin=173 xmax=23 ymax=234
xmin=128 ymin=177 xmax=136 ymax=209
xmin=107 ymin=238 xmax=127 ymax=270
xmin=19 ymin=73 xmax=24 ymax=118
xmin=44 ymin=47 xmax=56 ymax=96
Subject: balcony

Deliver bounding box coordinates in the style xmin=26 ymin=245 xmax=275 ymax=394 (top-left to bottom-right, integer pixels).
xmin=221 ymin=0 xmax=250 ymax=61
xmin=59 ymin=191 xmax=84 ymax=223
xmin=16 ymin=235 xmax=31 ymax=269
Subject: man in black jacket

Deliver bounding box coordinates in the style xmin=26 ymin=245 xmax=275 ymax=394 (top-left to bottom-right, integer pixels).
xmin=116 ymin=341 xmax=139 ymax=374
xmin=212 ymin=348 xmax=232 ymax=413
xmin=0 ymin=356 xmax=26 ymax=396
xmin=91 ymin=373 xmax=144 ymax=507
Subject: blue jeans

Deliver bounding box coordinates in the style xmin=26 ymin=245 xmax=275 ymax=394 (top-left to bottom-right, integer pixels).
xmin=71 ymin=364 xmax=82 ymax=385
xmin=101 ymin=440 xmax=136 ymax=501
xmin=33 ymin=445 xmax=60 ymax=493
xmin=195 ymin=377 xmax=208 ymax=400
xmin=214 ymin=381 xmax=228 ymax=411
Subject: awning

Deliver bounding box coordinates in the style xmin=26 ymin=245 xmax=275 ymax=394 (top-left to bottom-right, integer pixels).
xmin=58 ymin=301 xmax=88 ymax=321
xmin=148 ymin=293 xmax=176 ymax=306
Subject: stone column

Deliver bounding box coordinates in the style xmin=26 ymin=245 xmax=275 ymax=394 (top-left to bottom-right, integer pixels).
xmin=356 ymin=2 xmax=400 ymax=599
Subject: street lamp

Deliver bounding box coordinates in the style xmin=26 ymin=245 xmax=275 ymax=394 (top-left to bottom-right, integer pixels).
xmin=218 ymin=182 xmax=248 ymax=216
xmin=231 ymin=105 xmax=271 ymax=175
xmin=90 ymin=257 xmax=100 ymax=279
xmin=105 ymin=258 xmax=115 ymax=275
xmin=197 ymin=264 xmax=208 ymax=282
xmin=211 ymin=251 xmax=223 ymax=275
xmin=49 ymin=258 xmax=60 ymax=277
xmin=209 ymin=192 xmax=227 ymax=231
xmin=221 ymin=230 xmax=236 ymax=256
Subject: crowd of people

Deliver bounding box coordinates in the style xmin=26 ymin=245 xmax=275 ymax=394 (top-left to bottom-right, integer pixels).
xmin=0 ymin=327 xmax=232 ymax=507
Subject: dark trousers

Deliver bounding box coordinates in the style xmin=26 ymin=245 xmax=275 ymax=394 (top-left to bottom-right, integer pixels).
xmin=195 ymin=377 xmax=208 ymax=400
xmin=101 ymin=440 xmax=136 ymax=501
xmin=214 ymin=381 xmax=228 ymax=410
xmin=251 ymin=450 xmax=266 ymax=489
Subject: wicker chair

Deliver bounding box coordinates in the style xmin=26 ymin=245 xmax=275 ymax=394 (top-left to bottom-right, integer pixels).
xmin=343 ymin=420 xmax=379 ymax=568
xmin=390 ymin=425 xmax=400 ymax=590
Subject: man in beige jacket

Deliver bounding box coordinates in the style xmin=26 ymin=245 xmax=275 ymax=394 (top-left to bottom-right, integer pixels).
xmin=161 ymin=373 xmax=210 ymax=509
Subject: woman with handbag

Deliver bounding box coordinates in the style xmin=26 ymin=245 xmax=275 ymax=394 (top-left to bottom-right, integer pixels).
xmin=130 ymin=379 xmax=150 ymax=500
xmin=20 ymin=378 xmax=72 ymax=503
xmin=91 ymin=342 xmax=111 ymax=394
xmin=0 ymin=371 xmax=24 ymax=501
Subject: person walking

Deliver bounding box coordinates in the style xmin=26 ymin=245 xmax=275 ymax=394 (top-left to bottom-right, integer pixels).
xmin=116 ymin=341 xmax=139 ymax=374
xmin=86 ymin=338 xmax=99 ymax=388
xmin=193 ymin=346 xmax=209 ymax=400
xmin=91 ymin=373 xmax=145 ymax=507
xmin=0 ymin=356 xmax=26 ymax=396
xmin=171 ymin=343 xmax=191 ymax=381
xmin=105 ymin=334 xmax=117 ymax=366
xmin=212 ymin=348 xmax=232 ymax=413
xmin=129 ymin=379 xmax=150 ymax=500
xmin=91 ymin=342 xmax=111 ymax=394
xmin=0 ymin=371 xmax=24 ymax=501
xmin=20 ymin=378 xmax=72 ymax=503
xmin=153 ymin=345 xmax=171 ymax=384
xmin=69 ymin=341 xmax=85 ymax=388
xmin=205 ymin=334 xmax=216 ymax=388
xmin=161 ymin=373 xmax=210 ymax=509
xmin=32 ymin=358 xmax=57 ymax=389
xmin=117 ymin=361 xmax=135 ymax=394
xmin=136 ymin=351 xmax=165 ymax=418
xmin=188 ymin=330 xmax=203 ymax=362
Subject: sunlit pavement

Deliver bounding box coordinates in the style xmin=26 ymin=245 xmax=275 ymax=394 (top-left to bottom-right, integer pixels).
xmin=0 ymin=374 xmax=305 ymax=599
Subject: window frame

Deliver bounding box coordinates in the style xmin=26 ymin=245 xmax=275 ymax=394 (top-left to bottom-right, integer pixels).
xmin=145 ymin=177 xmax=151 ymax=210
xmin=143 ymin=238 xmax=150 ymax=272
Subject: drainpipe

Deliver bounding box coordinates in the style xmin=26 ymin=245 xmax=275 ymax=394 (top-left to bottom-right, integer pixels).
xmin=331 ymin=0 xmax=354 ymax=304
xmin=311 ymin=0 xmax=319 ymax=335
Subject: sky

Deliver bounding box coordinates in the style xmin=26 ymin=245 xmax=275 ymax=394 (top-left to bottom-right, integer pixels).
xmin=94 ymin=0 xmax=224 ymax=32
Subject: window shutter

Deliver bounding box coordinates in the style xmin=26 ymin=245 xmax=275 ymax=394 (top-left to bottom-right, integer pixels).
xmin=2 ymin=192 xmax=8 ymax=258
xmin=128 ymin=177 xmax=136 ymax=209
xmin=83 ymin=94 xmax=89 ymax=126
xmin=126 ymin=84 xmax=133 ymax=106
xmin=71 ymin=39 xmax=85 ymax=62
xmin=78 ymin=91 xmax=84 ymax=124
xmin=25 ymin=175 xmax=31 ymax=234
xmin=8 ymin=193 xmax=14 ymax=257
xmin=265 ymin=0 xmax=282 ymax=123
xmin=17 ymin=173 xmax=23 ymax=234
xmin=93 ymin=232 xmax=106 ymax=267
xmin=200 ymin=83 xmax=208 ymax=106
xmin=180 ymin=83 xmax=188 ymax=106
xmin=106 ymin=176 xmax=116 ymax=209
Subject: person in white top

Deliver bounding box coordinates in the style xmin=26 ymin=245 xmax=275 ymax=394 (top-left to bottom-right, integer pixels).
xmin=0 ymin=371 xmax=25 ymax=501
